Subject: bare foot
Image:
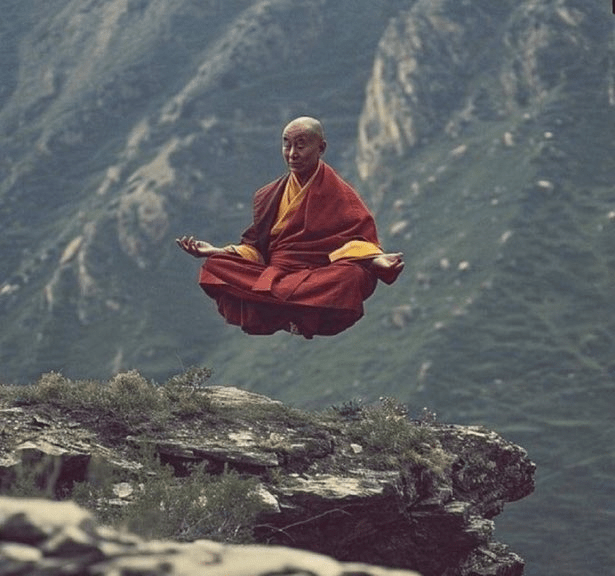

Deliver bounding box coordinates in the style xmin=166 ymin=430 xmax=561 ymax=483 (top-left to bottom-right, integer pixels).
xmin=371 ymin=252 xmax=404 ymax=284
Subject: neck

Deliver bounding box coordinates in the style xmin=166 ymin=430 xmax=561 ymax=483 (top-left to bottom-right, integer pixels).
xmin=293 ymin=161 xmax=320 ymax=186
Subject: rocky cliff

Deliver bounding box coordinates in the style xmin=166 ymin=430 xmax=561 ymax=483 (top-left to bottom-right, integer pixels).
xmin=1 ymin=2 xmax=612 ymax=575
xmin=0 ymin=498 xmax=425 ymax=576
xmin=0 ymin=383 xmax=535 ymax=576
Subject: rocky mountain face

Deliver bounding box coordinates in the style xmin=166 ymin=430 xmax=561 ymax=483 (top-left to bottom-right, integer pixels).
xmin=0 ymin=386 xmax=535 ymax=576
xmin=1 ymin=2 xmax=614 ymax=575
xmin=1 ymin=0 xmax=612 ymax=396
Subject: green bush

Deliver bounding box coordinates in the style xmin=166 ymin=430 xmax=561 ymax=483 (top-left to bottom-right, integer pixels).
xmin=161 ymin=366 xmax=213 ymax=417
xmin=345 ymin=397 xmax=448 ymax=472
xmin=104 ymin=370 xmax=166 ymax=424
xmin=2 ymin=367 xmax=214 ymax=432
xmin=73 ymin=448 xmax=264 ymax=543
xmin=30 ymin=371 xmax=70 ymax=403
xmin=0 ymin=455 xmax=60 ymax=499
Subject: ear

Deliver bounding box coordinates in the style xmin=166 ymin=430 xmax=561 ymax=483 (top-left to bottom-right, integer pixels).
xmin=319 ymin=140 xmax=327 ymax=156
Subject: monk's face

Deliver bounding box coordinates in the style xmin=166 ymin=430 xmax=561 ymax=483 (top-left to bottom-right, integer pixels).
xmin=282 ymin=123 xmax=326 ymax=184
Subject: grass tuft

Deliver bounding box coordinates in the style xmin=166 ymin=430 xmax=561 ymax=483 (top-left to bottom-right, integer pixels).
xmin=2 ymin=367 xmax=214 ymax=433
xmin=344 ymin=397 xmax=451 ymax=473
xmin=72 ymin=447 xmax=265 ymax=543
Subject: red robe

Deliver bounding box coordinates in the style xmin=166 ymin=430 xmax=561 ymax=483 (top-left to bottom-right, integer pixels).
xmin=198 ymin=162 xmax=397 ymax=338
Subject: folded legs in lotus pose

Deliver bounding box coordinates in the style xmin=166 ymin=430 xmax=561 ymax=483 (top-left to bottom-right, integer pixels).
xmin=177 ymin=116 xmax=404 ymax=338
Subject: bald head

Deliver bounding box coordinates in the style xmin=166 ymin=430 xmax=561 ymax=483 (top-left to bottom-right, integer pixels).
xmin=282 ymin=117 xmax=327 ymax=184
xmin=283 ymin=117 xmax=325 ymax=141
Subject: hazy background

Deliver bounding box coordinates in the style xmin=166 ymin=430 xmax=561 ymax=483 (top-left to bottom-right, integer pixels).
xmin=1 ymin=1 xmax=614 ymax=574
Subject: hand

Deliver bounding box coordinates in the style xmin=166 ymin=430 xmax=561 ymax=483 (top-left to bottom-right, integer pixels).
xmin=370 ymin=252 xmax=404 ymax=284
xmin=175 ymin=236 xmax=225 ymax=258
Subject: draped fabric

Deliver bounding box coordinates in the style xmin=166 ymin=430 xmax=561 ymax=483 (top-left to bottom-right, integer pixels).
xmin=198 ymin=162 xmax=396 ymax=338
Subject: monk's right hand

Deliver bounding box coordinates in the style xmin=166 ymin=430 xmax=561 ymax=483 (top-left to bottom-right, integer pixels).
xmin=175 ymin=236 xmax=225 ymax=258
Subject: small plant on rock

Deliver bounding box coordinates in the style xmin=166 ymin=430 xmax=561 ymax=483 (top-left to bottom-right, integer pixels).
xmin=73 ymin=448 xmax=265 ymax=544
xmin=345 ymin=396 xmax=447 ymax=472
xmin=161 ymin=366 xmax=213 ymax=416
xmin=330 ymin=398 xmax=364 ymax=420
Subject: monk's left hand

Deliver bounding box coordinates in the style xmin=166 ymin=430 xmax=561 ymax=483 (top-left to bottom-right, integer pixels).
xmin=370 ymin=252 xmax=404 ymax=284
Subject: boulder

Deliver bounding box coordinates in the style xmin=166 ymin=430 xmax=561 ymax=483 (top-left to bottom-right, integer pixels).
xmin=0 ymin=496 xmax=422 ymax=576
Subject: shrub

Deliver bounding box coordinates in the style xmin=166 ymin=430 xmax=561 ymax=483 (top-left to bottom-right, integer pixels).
xmin=73 ymin=449 xmax=265 ymax=544
xmin=105 ymin=370 xmax=166 ymax=424
xmin=329 ymin=398 xmax=364 ymax=420
xmin=345 ymin=397 xmax=448 ymax=472
xmin=0 ymin=456 xmax=59 ymax=499
xmin=3 ymin=367 xmax=215 ymax=432
xmin=161 ymin=366 xmax=213 ymax=417
xmin=31 ymin=371 xmax=69 ymax=403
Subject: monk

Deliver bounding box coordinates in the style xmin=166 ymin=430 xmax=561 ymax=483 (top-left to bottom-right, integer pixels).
xmin=176 ymin=116 xmax=403 ymax=339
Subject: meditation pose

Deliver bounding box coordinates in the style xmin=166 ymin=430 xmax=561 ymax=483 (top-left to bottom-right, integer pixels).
xmin=176 ymin=116 xmax=404 ymax=338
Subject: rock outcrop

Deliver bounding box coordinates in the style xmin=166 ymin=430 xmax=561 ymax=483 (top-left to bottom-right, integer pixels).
xmin=0 ymin=385 xmax=535 ymax=576
xmin=0 ymin=496 xmax=422 ymax=576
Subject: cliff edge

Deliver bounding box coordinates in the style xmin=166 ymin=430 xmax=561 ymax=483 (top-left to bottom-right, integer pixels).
xmin=0 ymin=374 xmax=534 ymax=576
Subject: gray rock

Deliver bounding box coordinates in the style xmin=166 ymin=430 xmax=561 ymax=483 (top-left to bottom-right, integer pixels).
xmin=0 ymin=386 xmax=534 ymax=576
xmin=0 ymin=496 xmax=422 ymax=576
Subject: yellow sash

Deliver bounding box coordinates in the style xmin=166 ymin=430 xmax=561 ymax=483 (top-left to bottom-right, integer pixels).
xmin=270 ymin=168 xmax=318 ymax=236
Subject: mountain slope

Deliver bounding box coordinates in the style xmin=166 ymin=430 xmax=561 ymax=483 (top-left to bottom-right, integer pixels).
xmin=195 ymin=3 xmax=615 ymax=574
xmin=0 ymin=2 xmax=614 ymax=574
xmin=0 ymin=0 xmax=402 ymax=382
xmin=207 ymin=0 xmax=615 ymax=413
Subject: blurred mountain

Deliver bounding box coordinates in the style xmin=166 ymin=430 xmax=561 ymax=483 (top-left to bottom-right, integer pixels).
xmin=0 ymin=0 xmax=404 ymax=381
xmin=1 ymin=1 xmax=614 ymax=575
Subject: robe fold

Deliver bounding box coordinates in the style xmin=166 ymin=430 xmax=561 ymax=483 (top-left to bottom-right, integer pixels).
xmin=198 ymin=162 xmax=398 ymax=338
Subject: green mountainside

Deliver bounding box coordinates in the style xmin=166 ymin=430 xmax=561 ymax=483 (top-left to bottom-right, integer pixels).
xmin=0 ymin=1 xmax=614 ymax=575
xmin=0 ymin=0 xmax=402 ymax=382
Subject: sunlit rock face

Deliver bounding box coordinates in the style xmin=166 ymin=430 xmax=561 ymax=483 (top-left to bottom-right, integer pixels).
xmin=356 ymin=0 xmax=602 ymax=182
xmin=356 ymin=0 xmax=494 ymax=182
